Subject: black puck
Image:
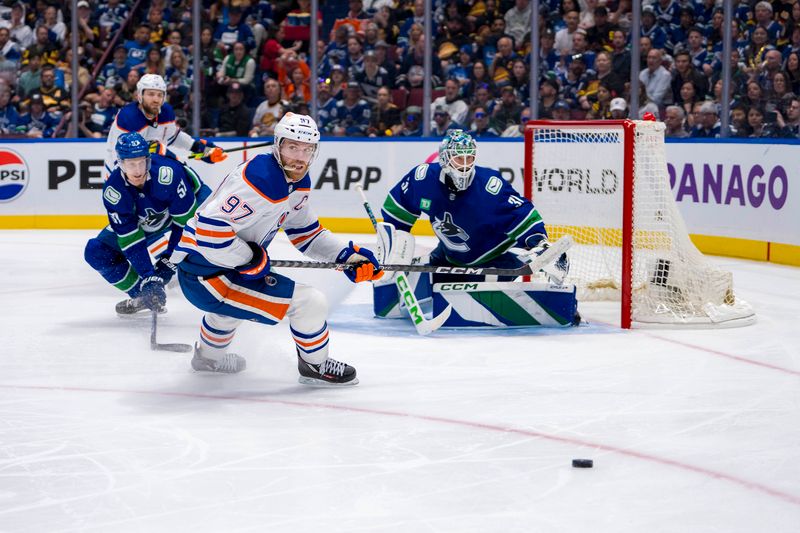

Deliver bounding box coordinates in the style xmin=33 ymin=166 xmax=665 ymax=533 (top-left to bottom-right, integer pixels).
xmin=572 ymin=459 xmax=593 ymax=468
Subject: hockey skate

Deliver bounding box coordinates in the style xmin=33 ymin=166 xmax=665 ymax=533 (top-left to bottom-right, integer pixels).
xmin=191 ymin=343 xmax=246 ymax=374
xmin=297 ymin=353 xmax=358 ymax=386
xmin=115 ymin=297 xmax=166 ymax=316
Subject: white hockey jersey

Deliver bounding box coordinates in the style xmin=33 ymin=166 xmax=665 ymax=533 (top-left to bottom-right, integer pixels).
xmin=105 ymin=101 xmax=195 ymax=177
xmin=172 ymin=153 xmax=345 ymax=276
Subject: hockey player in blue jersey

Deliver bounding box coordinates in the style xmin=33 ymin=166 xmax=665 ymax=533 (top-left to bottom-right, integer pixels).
xmin=104 ymin=74 xmax=227 ymax=177
xmin=85 ymin=132 xmax=212 ymax=316
xmin=172 ymin=113 xmax=383 ymax=383
xmin=373 ymin=130 xmax=576 ymax=328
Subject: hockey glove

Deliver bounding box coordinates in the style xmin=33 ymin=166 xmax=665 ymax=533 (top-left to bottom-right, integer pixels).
xmin=190 ymin=139 xmax=227 ymax=164
xmin=154 ymin=257 xmax=178 ymax=284
xmin=520 ymin=234 xmax=570 ymax=285
xmin=336 ymin=242 xmax=384 ymax=283
xmin=236 ymin=241 xmax=270 ymax=279
xmin=148 ymin=141 xmax=178 ymax=160
xmin=139 ymin=275 xmax=167 ymax=310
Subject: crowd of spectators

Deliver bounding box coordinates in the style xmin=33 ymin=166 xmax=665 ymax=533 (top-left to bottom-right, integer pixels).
xmin=2 ymin=0 xmax=800 ymax=140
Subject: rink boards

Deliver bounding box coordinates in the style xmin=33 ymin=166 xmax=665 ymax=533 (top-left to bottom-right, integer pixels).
xmin=0 ymin=137 xmax=797 ymax=266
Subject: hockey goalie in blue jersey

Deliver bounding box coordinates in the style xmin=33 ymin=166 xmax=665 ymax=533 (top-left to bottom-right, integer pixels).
xmin=171 ymin=113 xmax=383 ymax=384
xmin=104 ymin=74 xmax=227 ymax=177
xmin=85 ymin=132 xmax=212 ymax=316
xmin=374 ymin=130 xmax=579 ymax=328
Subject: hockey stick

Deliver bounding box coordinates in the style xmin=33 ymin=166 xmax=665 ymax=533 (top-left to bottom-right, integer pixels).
xmin=270 ymin=238 xmax=573 ymax=277
xmin=150 ymin=309 xmax=193 ymax=352
xmin=188 ymin=141 xmax=273 ymax=159
xmin=355 ymin=185 xmax=451 ymax=335
xmin=270 ymin=260 xmax=534 ymax=276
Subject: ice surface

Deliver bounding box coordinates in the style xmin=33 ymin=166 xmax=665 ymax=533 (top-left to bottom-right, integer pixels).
xmin=0 ymin=231 xmax=798 ymax=532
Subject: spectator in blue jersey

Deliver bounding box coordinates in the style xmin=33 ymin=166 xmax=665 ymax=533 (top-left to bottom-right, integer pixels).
xmin=753 ymin=1 xmax=782 ymax=43
xmin=96 ymin=45 xmax=131 ymax=92
xmin=327 ymin=81 xmax=371 ymax=136
xmin=98 ymin=0 xmax=130 ymax=38
xmin=690 ymin=101 xmax=721 ymax=138
xmin=374 ymin=130 xmax=571 ymax=321
xmin=124 ymin=24 xmax=153 ymax=70
xmin=18 ymin=92 xmax=58 ymax=137
xmin=85 ymin=132 xmax=212 ymax=316
xmin=79 ymin=88 xmax=118 ymax=138
xmin=213 ymin=5 xmax=255 ymax=54
xmin=640 ymin=6 xmax=668 ymax=50
xmin=0 ymin=27 xmax=22 ymax=63
xmin=0 ymin=85 xmax=23 ymax=135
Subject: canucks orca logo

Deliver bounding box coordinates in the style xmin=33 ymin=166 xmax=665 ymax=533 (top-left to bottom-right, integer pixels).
xmin=433 ymin=212 xmax=470 ymax=252
xmin=138 ymin=207 xmax=170 ymax=232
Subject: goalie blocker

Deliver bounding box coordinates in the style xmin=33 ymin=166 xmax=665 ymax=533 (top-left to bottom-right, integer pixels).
xmin=373 ymin=222 xmax=579 ymax=328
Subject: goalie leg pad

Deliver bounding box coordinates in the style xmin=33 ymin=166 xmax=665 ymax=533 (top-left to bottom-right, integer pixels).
xmin=432 ymin=282 xmax=579 ymax=328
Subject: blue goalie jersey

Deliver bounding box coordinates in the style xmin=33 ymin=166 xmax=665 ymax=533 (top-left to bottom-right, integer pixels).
xmin=381 ymin=163 xmax=547 ymax=266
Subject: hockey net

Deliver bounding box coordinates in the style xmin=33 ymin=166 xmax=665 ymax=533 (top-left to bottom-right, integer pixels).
xmin=523 ymin=119 xmax=755 ymax=328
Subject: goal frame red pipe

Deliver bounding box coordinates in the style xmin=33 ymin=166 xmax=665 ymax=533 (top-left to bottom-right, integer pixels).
xmin=523 ymin=119 xmax=637 ymax=329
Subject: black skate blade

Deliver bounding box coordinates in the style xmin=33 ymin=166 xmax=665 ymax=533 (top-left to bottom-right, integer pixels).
xmin=151 ymin=341 xmax=193 ymax=352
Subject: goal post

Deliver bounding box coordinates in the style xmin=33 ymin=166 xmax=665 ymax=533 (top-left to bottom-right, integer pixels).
xmin=523 ymin=119 xmax=755 ymax=328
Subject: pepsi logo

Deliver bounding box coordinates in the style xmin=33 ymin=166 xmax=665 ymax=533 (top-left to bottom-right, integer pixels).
xmin=0 ymin=149 xmax=29 ymax=203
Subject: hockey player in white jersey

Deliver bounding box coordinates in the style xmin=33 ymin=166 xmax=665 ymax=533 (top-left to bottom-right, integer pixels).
xmin=172 ymin=113 xmax=384 ymax=385
xmin=104 ymin=74 xmax=227 ymax=177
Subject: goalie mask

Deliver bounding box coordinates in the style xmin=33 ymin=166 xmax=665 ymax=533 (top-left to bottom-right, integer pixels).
xmin=438 ymin=130 xmax=477 ymax=191
xmin=116 ymin=132 xmax=151 ymax=185
xmin=273 ymin=112 xmax=321 ymax=179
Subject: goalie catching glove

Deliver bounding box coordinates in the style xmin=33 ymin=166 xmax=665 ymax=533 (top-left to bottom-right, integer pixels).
xmin=515 ymin=234 xmax=570 ymax=285
xmin=336 ymin=242 xmax=384 ymax=283
xmin=190 ymin=139 xmax=227 ymax=164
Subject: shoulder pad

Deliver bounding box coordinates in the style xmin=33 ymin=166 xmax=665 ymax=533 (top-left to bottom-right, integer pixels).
xmin=116 ymin=103 xmax=147 ymax=132
xmin=158 ymin=103 xmax=176 ymax=123
xmin=242 ymin=154 xmax=290 ymax=203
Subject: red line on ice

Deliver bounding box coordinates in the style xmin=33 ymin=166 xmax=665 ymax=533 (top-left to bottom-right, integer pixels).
xmin=2 ymin=383 xmax=799 ymax=507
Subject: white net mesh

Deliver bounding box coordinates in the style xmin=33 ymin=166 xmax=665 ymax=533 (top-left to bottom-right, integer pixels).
xmin=526 ymin=120 xmax=755 ymax=327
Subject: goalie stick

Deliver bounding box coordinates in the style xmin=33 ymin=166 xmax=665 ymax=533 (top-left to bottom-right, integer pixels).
xmin=356 ymin=185 xmax=451 ymax=335
xmin=270 ymin=259 xmax=536 ymax=276
xmin=150 ymin=309 xmax=193 ymax=352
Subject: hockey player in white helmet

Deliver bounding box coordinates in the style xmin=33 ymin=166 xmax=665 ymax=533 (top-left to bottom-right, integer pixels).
xmin=171 ymin=113 xmax=384 ymax=384
xmin=104 ymin=74 xmax=227 ymax=177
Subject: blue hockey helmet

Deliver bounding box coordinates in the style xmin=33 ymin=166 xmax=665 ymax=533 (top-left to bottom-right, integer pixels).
xmin=438 ymin=129 xmax=477 ymax=191
xmin=115 ymin=132 xmax=151 ymax=181
xmin=116 ymin=132 xmax=150 ymax=161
